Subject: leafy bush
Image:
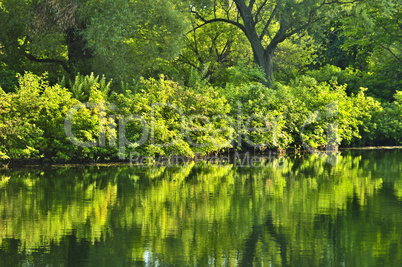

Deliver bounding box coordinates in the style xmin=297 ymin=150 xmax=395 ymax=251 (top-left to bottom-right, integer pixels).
xmin=373 ymin=91 xmax=402 ymax=145
xmin=221 ymin=76 xmax=381 ymax=151
xmin=306 ymin=65 xmax=368 ymax=96
xmin=0 ymin=72 xmax=388 ymax=162
xmin=213 ymin=63 xmax=266 ymax=87
xmin=306 ymin=64 xmax=401 ymax=101
xmin=113 ymin=75 xmax=233 ymax=158
xmin=221 ymin=82 xmax=291 ymax=151
xmin=0 ymin=73 xmax=116 ymax=161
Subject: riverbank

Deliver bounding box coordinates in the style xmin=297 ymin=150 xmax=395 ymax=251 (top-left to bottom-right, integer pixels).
xmin=2 ymin=146 xmax=401 ymax=169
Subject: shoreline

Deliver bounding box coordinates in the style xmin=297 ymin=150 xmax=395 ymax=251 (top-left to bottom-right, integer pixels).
xmin=1 ymin=146 xmax=401 ymax=169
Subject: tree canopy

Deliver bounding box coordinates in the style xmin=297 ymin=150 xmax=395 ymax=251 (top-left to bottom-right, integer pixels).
xmin=0 ymin=0 xmax=187 ymax=84
xmin=0 ymin=0 xmax=400 ymax=96
xmin=188 ymin=0 xmax=361 ymax=87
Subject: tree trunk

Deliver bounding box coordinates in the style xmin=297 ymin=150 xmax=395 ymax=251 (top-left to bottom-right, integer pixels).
xmin=250 ymin=39 xmax=269 ymax=86
xmin=234 ymin=0 xmax=275 ymax=88
xmin=264 ymin=49 xmax=275 ymax=87
xmin=248 ymin=37 xmax=275 ymax=88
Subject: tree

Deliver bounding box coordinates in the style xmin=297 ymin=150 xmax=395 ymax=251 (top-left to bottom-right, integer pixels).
xmin=81 ymin=0 xmax=187 ymax=83
xmin=0 ymin=0 xmax=87 ymax=77
xmin=190 ymin=0 xmax=360 ymax=87
xmin=308 ymin=0 xmax=401 ymax=100
xmin=341 ymin=0 xmax=401 ymax=99
xmin=176 ymin=17 xmax=253 ymax=85
xmin=341 ymin=0 xmax=401 ymax=64
xmin=0 ymin=0 xmax=187 ymax=84
xmin=311 ymin=21 xmax=374 ymax=70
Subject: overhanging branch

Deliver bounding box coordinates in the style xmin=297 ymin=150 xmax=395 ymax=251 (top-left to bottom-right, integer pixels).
xmin=190 ymin=10 xmax=246 ymax=34
xmin=248 ymin=0 xmax=256 ymax=11
xmin=24 ymin=52 xmax=70 ymax=73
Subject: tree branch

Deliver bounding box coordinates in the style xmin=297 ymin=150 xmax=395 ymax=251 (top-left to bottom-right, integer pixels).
xmin=214 ymin=0 xmax=217 ymax=19
xmin=284 ymin=17 xmax=325 ymax=39
xmin=379 ymin=23 xmax=402 ymax=41
xmin=191 ymin=25 xmax=204 ymax=64
xmin=209 ymin=33 xmax=221 ymax=56
xmin=259 ymin=1 xmax=281 ymax=40
xmin=282 ymin=0 xmax=359 ymax=40
xmin=378 ymin=43 xmax=402 ymax=62
xmin=177 ymin=54 xmax=201 ymax=70
xmin=24 ymin=52 xmax=70 ymax=73
xmin=254 ymin=0 xmax=268 ymax=25
xmin=218 ymin=39 xmax=233 ymax=62
xmin=248 ymin=0 xmax=256 ymax=11
xmin=190 ymin=10 xmax=246 ymax=34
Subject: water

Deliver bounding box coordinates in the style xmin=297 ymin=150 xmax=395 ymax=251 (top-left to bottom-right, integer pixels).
xmin=0 ymin=150 xmax=401 ymax=266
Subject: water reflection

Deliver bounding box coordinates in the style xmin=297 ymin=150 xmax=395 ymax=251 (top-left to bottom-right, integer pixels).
xmin=0 ymin=150 xmax=401 ymax=266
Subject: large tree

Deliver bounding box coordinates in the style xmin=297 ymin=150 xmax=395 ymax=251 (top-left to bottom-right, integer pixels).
xmin=0 ymin=0 xmax=187 ymax=83
xmin=190 ymin=0 xmax=359 ymax=87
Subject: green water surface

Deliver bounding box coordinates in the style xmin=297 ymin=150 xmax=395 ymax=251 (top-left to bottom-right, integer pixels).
xmin=0 ymin=150 xmax=401 ymax=266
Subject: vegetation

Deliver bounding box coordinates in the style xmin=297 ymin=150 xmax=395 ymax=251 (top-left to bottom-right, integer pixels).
xmin=0 ymin=0 xmax=401 ymax=162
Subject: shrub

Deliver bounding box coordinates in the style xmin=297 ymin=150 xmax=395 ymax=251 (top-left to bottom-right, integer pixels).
xmin=0 ymin=72 xmax=116 ymax=161
xmin=221 ymin=82 xmax=291 ymax=151
xmin=0 ymin=70 xmax=18 ymax=93
xmin=290 ymin=77 xmax=381 ymax=149
xmin=112 ymin=75 xmax=233 ymax=158
xmin=306 ymin=64 xmax=401 ymax=101
xmin=221 ymin=76 xmax=381 ymax=151
xmin=373 ymin=91 xmax=402 ymax=145
xmin=0 ymin=72 xmax=387 ymax=162
xmin=306 ymin=65 xmax=368 ymax=96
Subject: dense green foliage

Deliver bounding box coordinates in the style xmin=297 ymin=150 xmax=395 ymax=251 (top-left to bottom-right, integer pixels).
xmin=0 ymin=72 xmax=389 ymax=161
xmin=0 ymin=73 xmax=116 ymax=161
xmin=0 ymin=0 xmax=401 ymax=161
xmin=113 ymin=75 xmax=232 ymax=158
xmin=223 ymin=77 xmax=381 ymax=151
xmin=372 ymin=91 xmax=402 ymax=145
xmin=0 ymin=0 xmax=186 ymax=83
xmin=310 ymin=0 xmax=401 ymax=100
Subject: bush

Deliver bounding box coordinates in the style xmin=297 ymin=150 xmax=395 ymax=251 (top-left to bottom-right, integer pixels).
xmin=113 ymin=75 xmax=233 ymax=158
xmin=306 ymin=64 xmax=401 ymax=101
xmin=221 ymin=76 xmax=381 ymax=151
xmin=306 ymin=65 xmax=368 ymax=96
xmin=221 ymin=82 xmax=291 ymax=151
xmin=0 ymin=72 xmax=116 ymax=161
xmin=373 ymin=91 xmax=402 ymax=145
xmin=0 ymin=70 xmax=18 ymax=93
xmin=289 ymin=77 xmax=381 ymax=149
xmin=0 ymin=72 xmax=388 ymax=162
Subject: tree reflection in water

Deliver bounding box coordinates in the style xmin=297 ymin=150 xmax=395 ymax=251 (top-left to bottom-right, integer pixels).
xmin=0 ymin=150 xmax=401 ymax=266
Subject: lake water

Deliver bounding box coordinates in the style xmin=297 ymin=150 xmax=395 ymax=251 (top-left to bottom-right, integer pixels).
xmin=0 ymin=150 xmax=401 ymax=266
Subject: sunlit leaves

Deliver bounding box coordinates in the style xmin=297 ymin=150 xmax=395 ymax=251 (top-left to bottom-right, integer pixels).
xmin=81 ymin=0 xmax=188 ymax=82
